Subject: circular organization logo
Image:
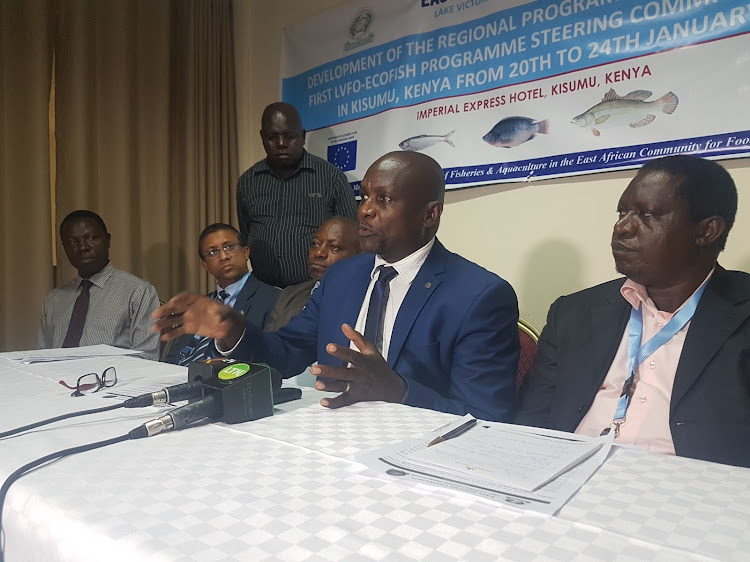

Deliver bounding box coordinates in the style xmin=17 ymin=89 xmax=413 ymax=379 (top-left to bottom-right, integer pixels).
xmin=218 ymin=363 xmax=251 ymax=380
xmin=345 ymin=8 xmax=375 ymax=51
xmin=386 ymin=468 xmax=407 ymax=477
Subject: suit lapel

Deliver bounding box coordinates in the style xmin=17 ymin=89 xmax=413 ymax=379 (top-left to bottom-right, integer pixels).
xmin=672 ymin=269 xmax=750 ymax=411
xmin=326 ymin=256 xmax=373 ymax=357
xmin=572 ymin=285 xmax=631 ymax=396
xmin=345 ymin=259 xmax=373 ymax=324
xmin=233 ymin=274 xmax=258 ymax=314
xmin=387 ymin=242 xmax=446 ymax=365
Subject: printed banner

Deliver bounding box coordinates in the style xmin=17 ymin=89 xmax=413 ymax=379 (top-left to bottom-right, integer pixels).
xmin=281 ymin=0 xmax=750 ymax=190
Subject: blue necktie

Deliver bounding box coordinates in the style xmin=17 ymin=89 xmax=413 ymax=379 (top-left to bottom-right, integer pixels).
xmin=363 ymin=266 xmax=398 ymax=353
xmin=178 ymin=290 xmax=230 ymax=366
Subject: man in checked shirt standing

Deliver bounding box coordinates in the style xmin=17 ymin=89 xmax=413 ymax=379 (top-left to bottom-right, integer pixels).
xmin=236 ymin=102 xmax=357 ymax=288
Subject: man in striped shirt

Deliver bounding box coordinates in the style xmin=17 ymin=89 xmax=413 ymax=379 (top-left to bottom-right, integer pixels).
xmin=236 ymin=102 xmax=358 ymax=288
xmin=38 ymin=210 xmax=160 ymax=360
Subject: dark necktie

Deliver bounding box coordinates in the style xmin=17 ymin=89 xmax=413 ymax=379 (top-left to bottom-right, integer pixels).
xmin=363 ymin=266 xmax=398 ymax=354
xmin=62 ymin=279 xmax=93 ymax=348
xmin=179 ymin=290 xmax=230 ymax=366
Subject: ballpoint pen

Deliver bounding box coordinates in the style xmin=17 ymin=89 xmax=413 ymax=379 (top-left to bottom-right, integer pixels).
xmin=427 ymin=418 xmax=478 ymax=447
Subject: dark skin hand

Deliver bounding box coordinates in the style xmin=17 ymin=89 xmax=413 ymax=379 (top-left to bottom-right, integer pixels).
xmin=153 ymin=301 xmax=407 ymax=408
xmin=151 ymin=292 xmax=245 ymax=350
xmin=312 ymin=324 xmax=408 ymax=409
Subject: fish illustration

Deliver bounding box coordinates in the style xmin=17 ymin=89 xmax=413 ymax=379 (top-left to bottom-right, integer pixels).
xmin=572 ymin=88 xmax=679 ymax=137
xmin=482 ymin=116 xmax=549 ymax=148
xmin=399 ymin=131 xmax=455 ymax=152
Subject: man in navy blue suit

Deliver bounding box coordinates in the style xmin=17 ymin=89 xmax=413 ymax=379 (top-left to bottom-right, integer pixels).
xmin=154 ymin=152 xmax=520 ymax=421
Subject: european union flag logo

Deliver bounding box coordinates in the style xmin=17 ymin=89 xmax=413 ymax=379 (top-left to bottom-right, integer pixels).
xmin=328 ymin=140 xmax=357 ymax=172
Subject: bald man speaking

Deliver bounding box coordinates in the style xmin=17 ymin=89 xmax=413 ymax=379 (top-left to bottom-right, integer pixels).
xmin=155 ymin=152 xmax=520 ymax=421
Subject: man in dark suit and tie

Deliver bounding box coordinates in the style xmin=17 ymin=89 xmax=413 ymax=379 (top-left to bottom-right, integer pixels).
xmin=164 ymin=223 xmax=280 ymax=364
xmin=516 ymin=155 xmax=750 ymax=468
xmin=155 ymin=152 xmax=520 ymax=421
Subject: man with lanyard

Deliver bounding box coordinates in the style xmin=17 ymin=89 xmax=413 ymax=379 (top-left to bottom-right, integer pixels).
xmin=517 ymin=155 xmax=750 ymax=468
xmin=164 ymin=223 xmax=280 ymax=365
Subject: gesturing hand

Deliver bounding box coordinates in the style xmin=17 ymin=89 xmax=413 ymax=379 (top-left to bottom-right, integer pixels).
xmin=151 ymin=292 xmax=245 ymax=349
xmin=312 ymin=323 xmax=407 ymax=409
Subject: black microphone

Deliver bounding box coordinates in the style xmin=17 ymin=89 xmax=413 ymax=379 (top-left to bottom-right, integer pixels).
xmin=136 ymin=362 xmax=276 ymax=437
xmin=123 ymin=380 xmax=205 ymax=408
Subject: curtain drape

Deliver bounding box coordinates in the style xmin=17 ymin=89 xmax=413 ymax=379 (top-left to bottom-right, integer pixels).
xmin=0 ymin=0 xmax=238 ymax=351
xmin=54 ymin=0 xmax=172 ymax=293
xmin=168 ymin=0 xmax=239 ymax=295
xmin=0 ymin=0 xmax=55 ymax=351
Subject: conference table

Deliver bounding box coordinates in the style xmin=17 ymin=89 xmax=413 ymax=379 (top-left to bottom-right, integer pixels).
xmin=1 ymin=355 xmax=748 ymax=561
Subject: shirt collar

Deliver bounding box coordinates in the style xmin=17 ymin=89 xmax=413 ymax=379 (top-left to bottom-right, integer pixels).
xmin=372 ymin=237 xmax=435 ymax=285
xmin=621 ymin=266 xmax=715 ymax=317
xmin=254 ymin=150 xmax=314 ymax=178
xmin=80 ymin=261 xmax=114 ymax=289
xmin=217 ymin=271 xmax=250 ymax=300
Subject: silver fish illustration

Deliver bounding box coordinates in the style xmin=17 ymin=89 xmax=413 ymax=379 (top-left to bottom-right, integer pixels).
xmin=482 ymin=116 xmax=549 ymax=147
xmin=572 ymin=88 xmax=679 ymax=137
xmin=399 ymin=131 xmax=455 ymax=151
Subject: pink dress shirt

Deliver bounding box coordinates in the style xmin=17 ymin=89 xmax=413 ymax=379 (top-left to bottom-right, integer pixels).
xmin=575 ymin=269 xmax=714 ymax=454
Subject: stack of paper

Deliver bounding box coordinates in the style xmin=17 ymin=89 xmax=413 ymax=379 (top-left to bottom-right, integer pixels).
xmin=0 ymin=345 xmax=144 ymax=364
xmin=411 ymin=423 xmax=603 ymax=491
xmin=359 ymin=417 xmax=614 ymax=515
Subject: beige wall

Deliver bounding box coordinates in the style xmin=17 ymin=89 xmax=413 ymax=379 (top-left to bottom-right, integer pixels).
xmin=233 ymin=0 xmax=750 ymax=330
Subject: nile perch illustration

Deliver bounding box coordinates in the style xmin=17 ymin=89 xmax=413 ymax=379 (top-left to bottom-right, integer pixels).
xmin=572 ymin=88 xmax=679 ymax=137
xmin=482 ymin=116 xmax=549 ymax=148
xmin=399 ymin=131 xmax=455 ymax=152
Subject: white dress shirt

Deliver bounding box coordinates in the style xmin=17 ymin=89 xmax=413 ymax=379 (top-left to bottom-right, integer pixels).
xmin=218 ymin=239 xmax=436 ymax=358
xmin=352 ymin=238 xmax=435 ymax=359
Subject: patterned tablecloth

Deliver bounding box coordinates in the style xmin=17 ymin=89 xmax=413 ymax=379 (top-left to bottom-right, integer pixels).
xmin=1 ymin=356 xmax=748 ymax=561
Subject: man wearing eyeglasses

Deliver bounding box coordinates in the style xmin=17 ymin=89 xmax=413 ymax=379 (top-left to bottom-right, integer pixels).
xmin=39 ymin=210 xmax=160 ymax=360
xmin=164 ymin=223 xmax=281 ymax=365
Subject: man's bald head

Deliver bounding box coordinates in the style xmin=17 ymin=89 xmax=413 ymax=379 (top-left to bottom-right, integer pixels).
xmin=370 ymin=151 xmax=446 ymax=205
xmin=261 ymin=102 xmax=303 ymax=131
xmin=358 ymin=152 xmax=445 ymax=262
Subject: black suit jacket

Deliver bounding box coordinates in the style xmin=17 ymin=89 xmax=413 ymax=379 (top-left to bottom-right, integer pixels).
xmin=164 ymin=273 xmax=280 ymax=364
xmin=516 ymin=266 xmax=750 ymax=467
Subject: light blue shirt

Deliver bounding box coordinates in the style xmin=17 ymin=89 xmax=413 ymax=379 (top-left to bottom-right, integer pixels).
xmin=217 ymin=271 xmax=250 ymax=308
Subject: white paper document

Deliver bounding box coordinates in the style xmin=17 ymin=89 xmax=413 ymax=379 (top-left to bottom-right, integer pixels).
xmin=412 ymin=422 xmax=603 ymax=491
xmin=0 ymin=345 xmax=144 ymax=364
xmin=359 ymin=420 xmax=614 ymax=515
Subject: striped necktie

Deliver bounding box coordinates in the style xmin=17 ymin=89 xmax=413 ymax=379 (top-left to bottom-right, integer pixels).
xmin=178 ymin=290 xmax=229 ymax=366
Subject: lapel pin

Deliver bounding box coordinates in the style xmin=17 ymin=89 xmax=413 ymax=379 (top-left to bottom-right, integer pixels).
xmin=425 ymin=282 xmax=431 ymax=289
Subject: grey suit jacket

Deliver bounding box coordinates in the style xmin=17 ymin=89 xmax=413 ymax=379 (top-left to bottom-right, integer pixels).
xmin=264 ymin=279 xmax=316 ymax=333
xmin=164 ymin=273 xmax=280 ymax=364
xmin=516 ymin=266 xmax=750 ymax=468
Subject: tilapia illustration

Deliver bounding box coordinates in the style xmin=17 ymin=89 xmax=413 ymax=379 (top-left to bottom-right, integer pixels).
xmin=399 ymin=131 xmax=455 ymax=152
xmin=572 ymin=88 xmax=679 ymax=137
xmin=482 ymin=116 xmax=549 ymax=148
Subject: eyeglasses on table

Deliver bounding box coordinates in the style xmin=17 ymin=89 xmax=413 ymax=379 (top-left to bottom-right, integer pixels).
xmin=58 ymin=367 xmax=117 ymax=397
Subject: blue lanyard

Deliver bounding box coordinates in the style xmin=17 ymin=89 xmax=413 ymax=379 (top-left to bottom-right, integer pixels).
xmin=605 ymin=281 xmax=708 ymax=435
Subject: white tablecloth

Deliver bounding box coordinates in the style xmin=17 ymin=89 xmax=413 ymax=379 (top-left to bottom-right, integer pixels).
xmin=1 ymin=356 xmax=749 ymax=561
